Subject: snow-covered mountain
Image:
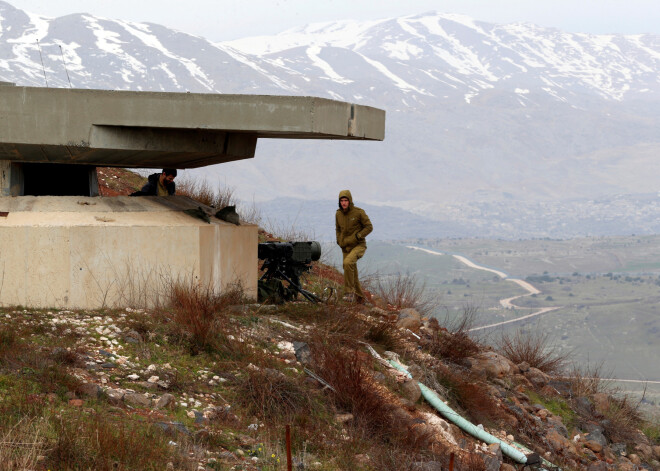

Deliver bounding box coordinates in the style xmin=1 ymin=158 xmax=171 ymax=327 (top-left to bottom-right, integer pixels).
xmin=1 ymin=1 xmax=659 ymax=237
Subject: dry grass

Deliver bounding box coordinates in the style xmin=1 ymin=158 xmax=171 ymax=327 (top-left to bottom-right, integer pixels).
xmin=46 ymin=410 xmax=196 ymax=471
xmin=309 ymin=339 xmax=439 ymax=456
xmin=237 ymin=368 xmax=313 ymax=421
xmin=0 ymin=417 xmax=51 ymax=471
xmin=370 ymin=272 xmax=434 ymax=316
xmin=564 ymin=361 xmax=609 ymax=398
xmin=176 ymin=177 xmax=235 ymax=209
xmin=564 ymin=362 xmax=645 ymax=442
xmin=424 ymin=307 xmax=481 ymax=364
xmin=496 ymin=328 xmax=570 ymax=375
xmin=164 ymin=280 xmax=245 ymax=354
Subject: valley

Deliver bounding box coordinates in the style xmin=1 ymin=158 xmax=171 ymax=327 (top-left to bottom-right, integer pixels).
xmin=324 ymin=235 xmax=660 ymax=417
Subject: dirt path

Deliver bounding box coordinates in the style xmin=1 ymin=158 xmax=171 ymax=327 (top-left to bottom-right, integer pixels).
xmin=406 ymin=246 xmax=560 ymax=331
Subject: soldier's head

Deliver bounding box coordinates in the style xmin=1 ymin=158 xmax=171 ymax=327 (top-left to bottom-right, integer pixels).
xmin=339 ymin=196 xmax=350 ymax=211
xmin=160 ymin=168 xmax=177 ymax=185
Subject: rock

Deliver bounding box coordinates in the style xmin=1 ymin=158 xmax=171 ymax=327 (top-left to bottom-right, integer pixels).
xmin=396 ymin=316 xmax=422 ymax=332
xmin=400 ymin=379 xmax=422 ymax=403
xmin=193 ymin=411 xmax=208 ymax=425
xmin=536 ymin=408 xmax=549 ymax=420
xmin=369 ymin=306 xmax=388 ymax=317
xmin=517 ymin=361 xmax=530 ymax=373
xmin=610 ymin=443 xmax=627 ymax=456
xmin=124 ymin=392 xmax=152 ymax=407
xmin=470 ymin=352 xmax=512 ymax=379
xmin=101 ymin=362 xmax=117 ymax=369
xmin=603 ymin=446 xmax=616 ymax=461
xmin=546 ymin=429 xmax=577 ymax=455
xmin=123 ymin=330 xmax=143 ymax=343
xmin=524 ymin=367 xmax=549 ymax=388
xmin=586 ymin=462 xmax=608 ymax=471
xmin=335 ymin=413 xmax=354 ymax=424
xmin=155 ymin=393 xmax=175 ymax=410
xmin=105 ymin=388 xmax=125 ymax=405
xmin=68 ymin=399 xmax=84 ymax=407
xmin=488 ymin=443 xmax=503 ymax=461
xmin=616 ymin=457 xmax=635 ymax=471
xmin=546 ymin=415 xmax=568 ymax=438
xmin=628 ymin=454 xmax=641 ymax=465
xmin=500 ymin=464 xmax=516 ymax=471
xmin=585 ymin=430 xmax=608 ymax=447
xmin=78 ymin=382 xmax=101 ymax=398
xmin=584 ymin=440 xmax=603 ymax=453
xmin=650 ymin=460 xmax=660 ymax=469
xmin=483 ymin=454 xmax=501 ymax=471
xmin=293 ymin=341 xmax=311 ymax=365
xmin=654 ymin=445 xmax=660 ymax=460
xmin=398 ymin=308 xmax=421 ymax=321
xmin=574 ymin=396 xmax=594 ymax=416
xmin=156 ymin=421 xmax=191 ymax=436
xmin=410 ymin=461 xmax=442 ymax=471
xmin=634 ymin=443 xmax=654 ymax=460
xmin=547 ymin=379 xmax=572 ymax=396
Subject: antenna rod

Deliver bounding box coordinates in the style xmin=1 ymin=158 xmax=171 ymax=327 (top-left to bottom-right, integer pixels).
xmin=36 ymin=39 xmax=48 ymax=87
xmin=59 ymin=45 xmax=73 ymax=88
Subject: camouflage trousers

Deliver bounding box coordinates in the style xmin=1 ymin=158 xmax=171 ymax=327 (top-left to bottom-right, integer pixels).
xmin=342 ymin=245 xmax=366 ymax=299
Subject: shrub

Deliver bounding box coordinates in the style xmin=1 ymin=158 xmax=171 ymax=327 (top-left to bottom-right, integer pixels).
xmin=237 ymin=368 xmax=312 ymax=421
xmin=370 ymin=272 xmax=434 ymax=316
xmin=165 ymin=280 xmax=245 ymax=354
xmin=425 ymin=306 xmax=480 ymax=363
xmin=496 ymin=328 xmax=569 ymax=375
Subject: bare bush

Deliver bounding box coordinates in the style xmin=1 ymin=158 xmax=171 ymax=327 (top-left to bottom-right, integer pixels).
xmin=165 ymin=280 xmax=244 ymax=354
xmin=564 ymin=361 xmax=609 ymax=397
xmin=370 ymin=272 xmax=434 ymax=316
xmin=237 ymin=368 xmax=313 ymax=421
xmin=425 ymin=306 xmax=480 ymax=363
xmin=496 ymin=328 xmax=570 ymax=375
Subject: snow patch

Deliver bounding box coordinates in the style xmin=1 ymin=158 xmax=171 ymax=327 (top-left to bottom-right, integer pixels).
xmin=306 ymin=45 xmax=352 ymax=84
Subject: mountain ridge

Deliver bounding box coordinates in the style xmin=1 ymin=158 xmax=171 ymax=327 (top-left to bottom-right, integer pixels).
xmin=1 ymin=1 xmax=659 ymax=238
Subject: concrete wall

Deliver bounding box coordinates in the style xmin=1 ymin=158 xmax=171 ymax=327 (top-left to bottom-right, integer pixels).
xmin=0 ymin=196 xmax=257 ymax=309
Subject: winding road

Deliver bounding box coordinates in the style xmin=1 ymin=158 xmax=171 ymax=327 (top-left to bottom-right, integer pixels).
xmin=406 ymin=246 xmax=560 ymax=331
xmin=407 ymin=246 xmax=660 ymax=386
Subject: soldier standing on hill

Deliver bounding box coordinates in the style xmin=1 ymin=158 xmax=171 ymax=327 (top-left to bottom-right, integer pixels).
xmin=335 ymin=190 xmax=373 ymax=303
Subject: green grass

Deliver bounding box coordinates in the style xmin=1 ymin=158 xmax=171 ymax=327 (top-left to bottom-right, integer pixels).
xmin=526 ymin=390 xmax=578 ymax=429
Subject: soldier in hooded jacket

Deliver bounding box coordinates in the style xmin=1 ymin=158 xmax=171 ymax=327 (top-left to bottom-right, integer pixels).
xmin=335 ymin=190 xmax=373 ymax=302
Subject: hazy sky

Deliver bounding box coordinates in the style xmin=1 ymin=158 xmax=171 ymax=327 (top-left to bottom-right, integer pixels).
xmin=8 ymin=0 xmax=660 ymax=41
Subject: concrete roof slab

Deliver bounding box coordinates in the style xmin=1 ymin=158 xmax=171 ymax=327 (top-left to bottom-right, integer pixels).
xmin=0 ymin=87 xmax=385 ymax=168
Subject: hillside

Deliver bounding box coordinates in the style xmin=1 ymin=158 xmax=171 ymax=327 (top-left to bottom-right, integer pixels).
xmin=1 ymin=275 xmax=658 ymax=470
xmin=0 ymin=169 xmax=657 ymax=470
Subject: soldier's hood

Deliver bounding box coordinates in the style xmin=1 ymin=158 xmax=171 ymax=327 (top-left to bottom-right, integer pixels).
xmin=338 ymin=189 xmax=353 ymax=209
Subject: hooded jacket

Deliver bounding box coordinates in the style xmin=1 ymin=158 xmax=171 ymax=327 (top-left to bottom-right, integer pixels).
xmin=139 ymin=173 xmax=176 ymax=196
xmin=335 ymin=190 xmax=373 ymax=251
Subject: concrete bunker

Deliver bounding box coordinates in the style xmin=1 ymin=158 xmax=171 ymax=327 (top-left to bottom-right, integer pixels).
xmin=0 ymin=85 xmax=385 ymax=309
